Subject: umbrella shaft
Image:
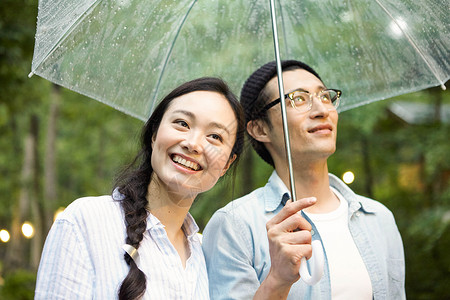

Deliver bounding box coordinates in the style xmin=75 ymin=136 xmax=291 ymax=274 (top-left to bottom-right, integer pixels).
xmin=269 ymin=0 xmax=297 ymax=202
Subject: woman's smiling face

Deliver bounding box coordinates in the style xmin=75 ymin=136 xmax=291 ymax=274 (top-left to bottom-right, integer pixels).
xmin=151 ymin=90 xmax=237 ymax=200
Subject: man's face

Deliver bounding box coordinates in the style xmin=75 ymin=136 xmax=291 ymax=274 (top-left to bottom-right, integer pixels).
xmin=264 ymin=69 xmax=339 ymax=165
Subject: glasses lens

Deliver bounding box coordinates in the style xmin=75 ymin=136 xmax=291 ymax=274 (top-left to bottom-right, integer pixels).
xmin=290 ymin=91 xmax=309 ymax=110
xmin=289 ymin=89 xmax=341 ymax=112
xmin=320 ymin=90 xmax=340 ymax=107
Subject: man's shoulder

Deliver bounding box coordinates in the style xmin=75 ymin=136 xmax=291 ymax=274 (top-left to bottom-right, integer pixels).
xmin=203 ymin=185 xmax=272 ymax=249
xmin=356 ymin=194 xmax=395 ymax=218
xmin=206 ymin=184 xmax=273 ymax=231
xmin=329 ymin=173 xmax=394 ymax=216
xmin=216 ymin=171 xmax=286 ymax=216
xmin=217 ymin=186 xmax=266 ymax=215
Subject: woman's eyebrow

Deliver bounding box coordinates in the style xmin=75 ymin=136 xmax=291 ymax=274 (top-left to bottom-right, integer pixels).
xmin=172 ymin=110 xmax=231 ymax=135
xmin=209 ymin=121 xmax=231 ymax=136
xmin=172 ymin=109 xmax=194 ymax=118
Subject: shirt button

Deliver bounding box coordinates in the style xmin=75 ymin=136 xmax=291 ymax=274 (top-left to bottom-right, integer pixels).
xmin=311 ymin=229 xmax=315 ymax=236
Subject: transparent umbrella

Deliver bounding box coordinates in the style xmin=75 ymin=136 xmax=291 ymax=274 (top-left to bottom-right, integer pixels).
xmin=29 ymin=0 xmax=449 ymax=286
xmin=29 ymin=0 xmax=449 ymax=121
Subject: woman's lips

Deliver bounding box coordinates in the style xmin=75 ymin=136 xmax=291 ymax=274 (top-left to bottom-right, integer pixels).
xmin=171 ymin=154 xmax=202 ymax=171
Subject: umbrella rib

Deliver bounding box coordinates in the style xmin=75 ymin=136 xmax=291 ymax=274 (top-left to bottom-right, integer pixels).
xmin=373 ymin=0 xmax=446 ymax=90
xmin=149 ymin=0 xmax=198 ymax=117
xmin=277 ymin=0 xmax=289 ymax=57
xmin=29 ymin=0 xmax=103 ymax=78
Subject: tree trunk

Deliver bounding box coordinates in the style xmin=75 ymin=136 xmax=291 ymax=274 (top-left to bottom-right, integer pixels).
xmin=430 ymin=86 xmax=442 ymax=123
xmin=5 ymin=116 xmax=36 ymax=271
xmin=43 ymin=84 xmax=60 ymax=234
xmin=361 ymin=136 xmax=374 ymax=198
xmin=96 ymin=127 xmax=105 ymax=180
xmin=30 ymin=115 xmax=43 ymax=270
xmin=427 ymin=87 xmax=443 ymax=202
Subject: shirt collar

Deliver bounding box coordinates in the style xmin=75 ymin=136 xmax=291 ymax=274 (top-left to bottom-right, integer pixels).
xmin=264 ymin=171 xmax=290 ymax=212
xmin=181 ymin=212 xmax=200 ymax=239
xmin=145 ymin=212 xmax=199 ymax=238
xmin=328 ymin=173 xmax=377 ymax=214
xmin=112 ymin=187 xmax=125 ymax=201
xmin=263 ymin=171 xmax=378 ymax=214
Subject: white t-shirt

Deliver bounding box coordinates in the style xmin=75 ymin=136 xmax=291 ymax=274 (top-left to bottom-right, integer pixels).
xmin=304 ymin=188 xmax=373 ymax=300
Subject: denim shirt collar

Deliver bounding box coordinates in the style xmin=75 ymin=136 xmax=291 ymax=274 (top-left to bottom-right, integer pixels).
xmin=263 ymin=171 xmax=377 ymax=215
xmin=263 ymin=171 xmax=290 ymax=212
xmin=328 ymin=173 xmax=377 ymax=214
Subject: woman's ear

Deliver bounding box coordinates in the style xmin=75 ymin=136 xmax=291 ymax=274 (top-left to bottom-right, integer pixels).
xmin=220 ymin=154 xmax=237 ymax=177
xmin=247 ymin=120 xmax=270 ymax=143
xmin=151 ymin=132 xmax=157 ymax=148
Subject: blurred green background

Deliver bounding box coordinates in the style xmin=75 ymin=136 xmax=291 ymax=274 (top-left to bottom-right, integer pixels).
xmin=1 ymin=0 xmax=449 ymax=299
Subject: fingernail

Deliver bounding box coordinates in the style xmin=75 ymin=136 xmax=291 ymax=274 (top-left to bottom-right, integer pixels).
xmin=308 ymin=197 xmax=317 ymax=204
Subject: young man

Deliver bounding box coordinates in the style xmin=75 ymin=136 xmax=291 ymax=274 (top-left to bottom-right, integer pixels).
xmin=202 ymin=60 xmax=405 ymax=299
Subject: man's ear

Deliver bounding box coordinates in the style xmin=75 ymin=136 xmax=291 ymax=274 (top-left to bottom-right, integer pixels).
xmin=247 ymin=120 xmax=271 ymax=143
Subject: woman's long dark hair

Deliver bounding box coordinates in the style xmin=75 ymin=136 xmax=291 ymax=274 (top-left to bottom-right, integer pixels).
xmin=114 ymin=77 xmax=245 ymax=300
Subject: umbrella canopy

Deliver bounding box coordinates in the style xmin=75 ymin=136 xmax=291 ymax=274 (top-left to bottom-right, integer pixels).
xmin=29 ymin=0 xmax=449 ymax=121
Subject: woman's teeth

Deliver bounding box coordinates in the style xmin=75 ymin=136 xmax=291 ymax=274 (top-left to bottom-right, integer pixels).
xmin=172 ymin=155 xmax=200 ymax=171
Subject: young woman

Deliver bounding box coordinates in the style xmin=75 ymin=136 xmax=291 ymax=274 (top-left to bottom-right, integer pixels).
xmin=34 ymin=77 xmax=245 ymax=299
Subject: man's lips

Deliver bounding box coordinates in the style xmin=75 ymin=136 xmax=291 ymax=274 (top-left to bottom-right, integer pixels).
xmin=308 ymin=124 xmax=333 ymax=133
xmin=171 ymin=154 xmax=202 ymax=171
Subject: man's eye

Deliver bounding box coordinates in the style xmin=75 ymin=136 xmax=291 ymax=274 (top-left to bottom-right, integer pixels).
xmin=321 ymin=94 xmax=331 ymax=101
xmin=292 ymin=93 xmax=308 ymax=103
xmin=320 ymin=91 xmax=334 ymax=102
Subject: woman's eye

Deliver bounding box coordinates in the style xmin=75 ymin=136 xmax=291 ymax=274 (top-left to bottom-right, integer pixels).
xmin=209 ymin=133 xmax=223 ymax=142
xmin=175 ymin=120 xmax=189 ymax=128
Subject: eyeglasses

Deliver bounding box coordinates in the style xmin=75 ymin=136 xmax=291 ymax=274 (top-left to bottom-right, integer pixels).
xmin=261 ymin=88 xmax=342 ymax=113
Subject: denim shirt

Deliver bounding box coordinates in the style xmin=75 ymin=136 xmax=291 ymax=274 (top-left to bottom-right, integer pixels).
xmin=202 ymin=171 xmax=405 ymax=299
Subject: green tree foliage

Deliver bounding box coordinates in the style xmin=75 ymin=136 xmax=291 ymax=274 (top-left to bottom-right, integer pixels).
xmin=0 ymin=269 xmax=36 ymax=300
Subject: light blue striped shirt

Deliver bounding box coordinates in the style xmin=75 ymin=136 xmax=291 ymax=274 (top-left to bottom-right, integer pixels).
xmin=35 ymin=194 xmax=209 ymax=299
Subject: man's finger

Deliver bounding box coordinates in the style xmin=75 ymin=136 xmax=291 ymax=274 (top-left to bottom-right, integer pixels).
xmin=282 ymin=244 xmax=313 ymax=265
xmin=281 ymin=229 xmax=312 ymax=245
xmin=268 ymin=197 xmax=316 ymax=225
xmin=276 ymin=212 xmax=312 ymax=233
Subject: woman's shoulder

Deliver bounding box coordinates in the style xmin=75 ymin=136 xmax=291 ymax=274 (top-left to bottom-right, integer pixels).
xmin=57 ymin=194 xmax=123 ymax=224
xmin=65 ymin=194 xmax=118 ymax=210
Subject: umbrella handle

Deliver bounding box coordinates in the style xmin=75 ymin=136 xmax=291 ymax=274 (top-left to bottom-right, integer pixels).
xmin=299 ymin=240 xmax=325 ymax=285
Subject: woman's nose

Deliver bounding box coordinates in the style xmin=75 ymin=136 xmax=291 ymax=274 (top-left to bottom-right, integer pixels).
xmin=180 ymin=132 xmax=204 ymax=154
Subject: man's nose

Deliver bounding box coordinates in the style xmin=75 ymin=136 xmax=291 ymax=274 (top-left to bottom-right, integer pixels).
xmin=309 ymin=96 xmax=330 ymax=118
